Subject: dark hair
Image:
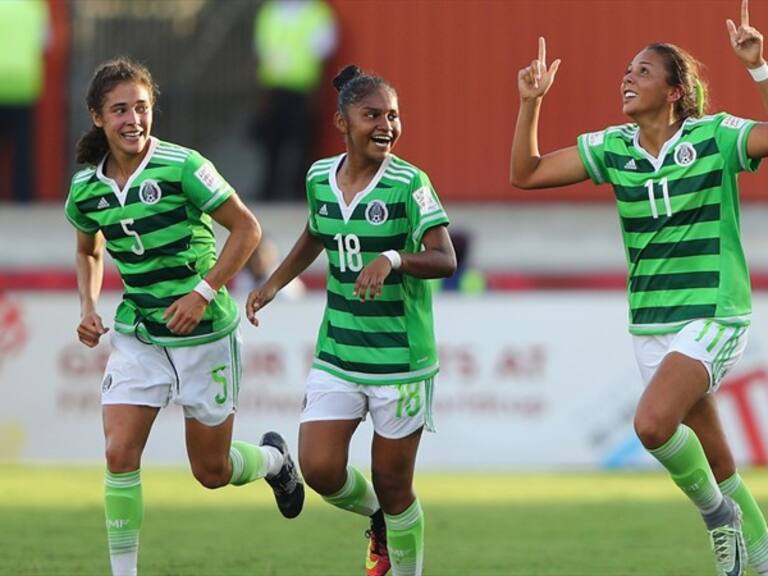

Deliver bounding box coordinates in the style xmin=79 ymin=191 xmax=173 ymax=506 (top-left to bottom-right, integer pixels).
xmin=333 ymin=64 xmax=396 ymax=114
xmin=75 ymin=57 xmax=159 ymax=165
xmin=646 ymin=43 xmax=708 ymax=119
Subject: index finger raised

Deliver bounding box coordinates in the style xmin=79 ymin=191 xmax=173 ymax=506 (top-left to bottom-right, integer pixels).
xmin=742 ymin=0 xmax=750 ymax=27
xmin=538 ymin=36 xmax=547 ymax=66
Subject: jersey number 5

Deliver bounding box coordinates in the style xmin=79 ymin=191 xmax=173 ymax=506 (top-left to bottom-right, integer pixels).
xmin=644 ymin=177 xmax=672 ymax=219
xmin=120 ymin=218 xmax=145 ymax=256
xmin=334 ymin=233 xmax=363 ymax=272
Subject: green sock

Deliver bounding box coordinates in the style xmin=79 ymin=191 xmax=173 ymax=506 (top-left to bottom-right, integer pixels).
xmin=323 ymin=465 xmax=379 ymax=516
xmin=648 ymin=425 xmax=722 ymax=513
xmin=719 ymin=473 xmax=768 ymax=569
xmin=104 ymin=469 xmax=142 ymax=576
xmin=385 ymin=498 xmax=424 ymax=576
xmin=229 ymin=440 xmax=268 ymax=486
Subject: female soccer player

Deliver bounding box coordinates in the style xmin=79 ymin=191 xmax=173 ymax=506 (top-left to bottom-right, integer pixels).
xmin=65 ymin=58 xmax=304 ymax=576
xmin=246 ymin=64 xmax=456 ymax=576
xmin=510 ymin=2 xmax=768 ymax=575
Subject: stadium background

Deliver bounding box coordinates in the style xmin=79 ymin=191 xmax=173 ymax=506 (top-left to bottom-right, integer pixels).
xmin=3 ymin=0 xmax=768 ymax=469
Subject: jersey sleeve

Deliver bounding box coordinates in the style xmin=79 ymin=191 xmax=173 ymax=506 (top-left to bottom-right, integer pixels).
xmin=714 ymin=113 xmax=761 ymax=173
xmin=64 ymin=182 xmax=99 ymax=234
xmin=181 ymin=151 xmax=235 ymax=213
xmin=406 ymin=170 xmax=450 ymax=246
xmin=576 ymin=129 xmax=610 ymax=184
xmin=305 ymin=172 xmax=319 ymax=236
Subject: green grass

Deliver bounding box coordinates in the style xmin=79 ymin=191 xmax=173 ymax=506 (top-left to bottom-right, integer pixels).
xmin=2 ymin=466 xmax=767 ymax=575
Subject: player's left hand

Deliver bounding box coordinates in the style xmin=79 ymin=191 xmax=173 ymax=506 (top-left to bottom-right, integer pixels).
xmin=727 ymin=0 xmax=764 ymax=68
xmin=163 ymin=292 xmax=208 ymax=335
xmin=353 ymin=256 xmax=392 ymax=301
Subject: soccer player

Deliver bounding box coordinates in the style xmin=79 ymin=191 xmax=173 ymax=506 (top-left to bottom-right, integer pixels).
xmin=509 ymin=2 xmax=768 ymax=575
xmin=246 ymin=64 xmax=456 ymax=576
xmin=65 ymin=58 xmax=304 ymax=576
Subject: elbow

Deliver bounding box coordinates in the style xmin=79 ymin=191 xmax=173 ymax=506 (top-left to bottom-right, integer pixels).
xmin=441 ymin=252 xmax=458 ymax=279
xmin=246 ymin=216 xmax=262 ymax=252
xmin=509 ymin=171 xmax=534 ymax=189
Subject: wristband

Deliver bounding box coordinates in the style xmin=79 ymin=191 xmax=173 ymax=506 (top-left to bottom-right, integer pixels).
xmin=381 ymin=250 xmax=402 ymax=270
xmin=748 ymin=62 xmax=768 ymax=82
xmin=194 ymin=279 xmax=217 ymax=303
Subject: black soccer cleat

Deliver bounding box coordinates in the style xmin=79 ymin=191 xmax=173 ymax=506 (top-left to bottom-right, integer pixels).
xmin=259 ymin=431 xmax=305 ymax=519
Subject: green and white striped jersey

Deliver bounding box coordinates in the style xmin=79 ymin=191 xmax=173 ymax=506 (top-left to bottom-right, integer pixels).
xmin=577 ymin=112 xmax=760 ymax=335
xmin=65 ymin=137 xmax=239 ymax=347
xmin=306 ymin=154 xmax=450 ymax=385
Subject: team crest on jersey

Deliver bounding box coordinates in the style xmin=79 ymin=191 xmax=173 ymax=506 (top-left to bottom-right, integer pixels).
xmin=138 ymin=179 xmax=162 ymax=205
xmin=365 ymin=200 xmax=388 ymax=225
xmin=673 ymin=142 xmax=697 ymax=167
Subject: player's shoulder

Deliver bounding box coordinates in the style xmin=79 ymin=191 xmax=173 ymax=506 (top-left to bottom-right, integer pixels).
xmin=584 ymin=122 xmax=637 ymax=147
xmin=306 ymin=154 xmax=340 ymax=182
xmin=68 ymin=165 xmax=99 ymax=198
xmin=152 ymin=138 xmax=196 ymax=166
xmin=688 ymin=111 xmax=749 ymax=133
xmin=382 ymin=155 xmax=426 ymax=187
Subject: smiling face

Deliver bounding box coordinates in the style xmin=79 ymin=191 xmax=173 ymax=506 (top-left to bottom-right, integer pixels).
xmin=92 ymin=80 xmax=153 ymax=160
xmin=337 ymin=86 xmax=401 ymax=164
xmin=621 ymin=48 xmax=682 ymax=120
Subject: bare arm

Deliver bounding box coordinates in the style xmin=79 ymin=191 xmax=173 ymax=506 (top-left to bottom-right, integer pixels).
xmin=353 ymin=225 xmax=456 ymax=302
xmin=728 ymin=0 xmax=768 ymax=158
xmin=164 ymin=194 xmax=261 ymax=334
xmin=75 ymin=230 xmax=109 ymax=347
xmin=510 ymin=37 xmax=589 ymax=189
xmin=246 ymin=224 xmax=324 ymax=325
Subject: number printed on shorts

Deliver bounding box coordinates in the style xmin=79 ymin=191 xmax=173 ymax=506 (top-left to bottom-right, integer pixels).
xmin=212 ymin=365 xmax=228 ymax=405
xmin=334 ymin=233 xmax=363 ymax=272
xmin=396 ymin=382 xmax=422 ymax=418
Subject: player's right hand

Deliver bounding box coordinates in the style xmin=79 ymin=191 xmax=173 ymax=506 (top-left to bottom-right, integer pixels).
xmin=246 ymin=284 xmax=278 ymax=327
xmin=518 ymin=37 xmax=561 ymax=101
xmin=77 ymin=311 xmax=109 ymax=348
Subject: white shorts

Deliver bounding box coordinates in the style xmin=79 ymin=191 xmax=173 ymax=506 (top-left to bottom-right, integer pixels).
xmin=102 ymin=329 xmax=242 ymax=426
xmin=300 ymin=368 xmax=436 ymax=439
xmin=632 ymin=319 xmax=748 ymax=393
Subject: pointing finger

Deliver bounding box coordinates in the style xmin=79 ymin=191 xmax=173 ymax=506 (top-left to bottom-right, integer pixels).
xmin=742 ymin=0 xmax=750 ymax=28
xmin=538 ymin=36 xmax=547 ymax=67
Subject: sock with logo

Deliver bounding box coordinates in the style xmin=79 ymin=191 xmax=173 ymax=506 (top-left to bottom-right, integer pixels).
xmin=228 ymin=440 xmax=282 ymax=485
xmin=648 ymin=425 xmax=723 ymax=514
xmin=720 ymin=473 xmax=768 ymax=573
xmin=323 ymin=465 xmax=379 ymax=516
xmin=104 ymin=469 xmax=142 ymax=576
xmin=385 ymin=498 xmax=425 ymax=576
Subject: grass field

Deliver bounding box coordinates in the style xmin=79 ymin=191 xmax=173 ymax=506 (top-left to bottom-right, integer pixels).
xmin=2 ymin=466 xmax=767 ymax=575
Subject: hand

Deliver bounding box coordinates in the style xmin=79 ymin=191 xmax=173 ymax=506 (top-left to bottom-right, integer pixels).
xmin=163 ymin=292 xmax=208 ymax=335
xmin=77 ymin=311 xmax=109 ymax=348
xmin=353 ymin=255 xmax=392 ymax=302
xmin=727 ymin=0 xmax=764 ymax=68
xmin=518 ymin=37 xmax=562 ymax=101
xmin=245 ymin=284 xmax=278 ymax=327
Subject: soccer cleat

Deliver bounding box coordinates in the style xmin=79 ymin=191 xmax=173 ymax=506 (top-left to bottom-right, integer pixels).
xmin=365 ymin=510 xmax=391 ymax=576
xmin=259 ymin=431 xmax=305 ymax=519
xmin=709 ymin=499 xmax=748 ymax=576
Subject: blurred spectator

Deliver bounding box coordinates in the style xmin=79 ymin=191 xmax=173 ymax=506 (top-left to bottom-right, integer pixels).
xmin=438 ymin=229 xmax=486 ymax=295
xmin=251 ymin=0 xmax=337 ymax=201
xmin=0 ymin=0 xmax=48 ymax=203
xmin=235 ymin=237 xmax=306 ymax=299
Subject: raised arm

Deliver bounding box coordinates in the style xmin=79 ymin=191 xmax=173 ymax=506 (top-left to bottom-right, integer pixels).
xmin=510 ymin=37 xmax=589 ymax=189
xmin=728 ymin=0 xmax=768 ymax=158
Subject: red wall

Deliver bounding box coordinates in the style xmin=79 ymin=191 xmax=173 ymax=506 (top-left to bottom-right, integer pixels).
xmin=321 ymin=0 xmax=768 ymax=202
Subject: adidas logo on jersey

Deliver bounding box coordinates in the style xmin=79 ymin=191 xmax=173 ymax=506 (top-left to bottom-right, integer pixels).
xmin=97 ymin=197 xmax=110 ymax=209
xmin=623 ymin=159 xmax=637 ymax=170
xmin=318 ymin=204 xmax=328 ymax=216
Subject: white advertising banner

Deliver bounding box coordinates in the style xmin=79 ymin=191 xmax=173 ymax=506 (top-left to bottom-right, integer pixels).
xmin=2 ymin=291 xmax=768 ymax=470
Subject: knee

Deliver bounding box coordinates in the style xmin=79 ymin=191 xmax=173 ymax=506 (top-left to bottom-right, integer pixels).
xmin=634 ymin=410 xmax=677 ymax=450
xmin=299 ymin=453 xmax=345 ymax=496
xmin=190 ymin=461 xmax=230 ymax=490
xmin=105 ymin=442 xmax=142 ymax=473
xmin=372 ymin=468 xmax=413 ymax=512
